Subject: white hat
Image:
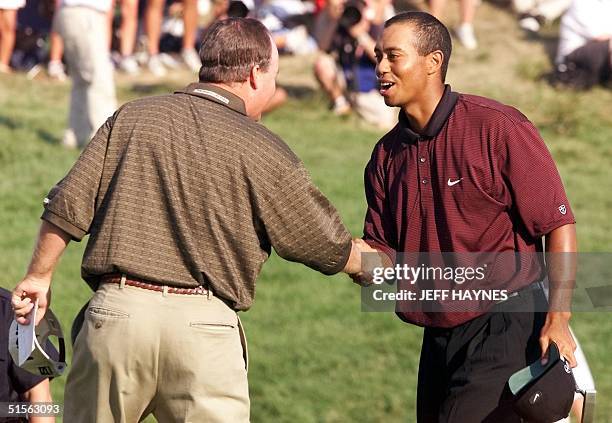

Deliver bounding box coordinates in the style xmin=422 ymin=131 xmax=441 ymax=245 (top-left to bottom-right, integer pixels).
xmin=8 ymin=301 xmax=66 ymax=378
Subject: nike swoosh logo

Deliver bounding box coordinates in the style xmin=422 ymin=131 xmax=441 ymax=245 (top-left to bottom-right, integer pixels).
xmin=447 ymin=178 xmax=463 ymax=187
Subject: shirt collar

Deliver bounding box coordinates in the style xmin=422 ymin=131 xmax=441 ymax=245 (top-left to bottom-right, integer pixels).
xmin=175 ymin=83 xmax=247 ymax=116
xmin=398 ymin=84 xmax=459 ymax=143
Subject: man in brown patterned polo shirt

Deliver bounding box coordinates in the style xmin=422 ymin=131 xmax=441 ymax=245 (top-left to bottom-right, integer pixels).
xmin=11 ymin=18 xmax=368 ymax=422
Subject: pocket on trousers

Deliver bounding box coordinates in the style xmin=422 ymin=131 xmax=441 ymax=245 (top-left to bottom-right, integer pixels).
xmin=87 ymin=306 xmax=130 ymax=319
xmin=238 ymin=315 xmax=249 ymax=373
xmin=189 ymin=322 xmax=236 ymax=332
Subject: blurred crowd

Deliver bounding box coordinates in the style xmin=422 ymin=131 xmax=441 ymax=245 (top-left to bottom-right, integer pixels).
xmin=0 ymin=0 xmax=610 ymax=142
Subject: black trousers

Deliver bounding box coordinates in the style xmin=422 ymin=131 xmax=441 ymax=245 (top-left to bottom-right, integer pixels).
xmin=417 ymin=288 xmax=548 ymax=423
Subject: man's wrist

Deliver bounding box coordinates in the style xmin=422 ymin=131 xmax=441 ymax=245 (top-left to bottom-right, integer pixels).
xmin=22 ymin=273 xmax=53 ymax=289
xmin=546 ymin=311 xmax=571 ymax=322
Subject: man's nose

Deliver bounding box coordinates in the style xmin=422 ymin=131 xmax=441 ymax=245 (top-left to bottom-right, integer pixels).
xmin=376 ymin=58 xmax=389 ymax=78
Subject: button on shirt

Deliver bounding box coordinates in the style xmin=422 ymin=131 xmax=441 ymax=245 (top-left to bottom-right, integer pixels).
xmin=363 ymin=85 xmax=576 ymax=327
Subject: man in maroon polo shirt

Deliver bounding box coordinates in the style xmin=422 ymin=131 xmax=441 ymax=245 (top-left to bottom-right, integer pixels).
xmin=360 ymin=11 xmax=578 ymax=422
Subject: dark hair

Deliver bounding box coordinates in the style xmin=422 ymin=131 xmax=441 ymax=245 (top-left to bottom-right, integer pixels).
xmin=385 ymin=12 xmax=452 ymax=82
xmin=199 ymin=18 xmax=272 ymax=83
xmin=227 ymin=1 xmax=249 ymax=18
xmin=338 ymin=0 xmax=364 ymax=30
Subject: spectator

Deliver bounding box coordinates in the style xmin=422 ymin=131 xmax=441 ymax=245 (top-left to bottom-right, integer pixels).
xmin=1 ymin=287 xmax=55 ymax=423
xmin=144 ymin=0 xmax=200 ymax=76
xmin=314 ymin=0 xmax=396 ymax=128
xmin=212 ymin=0 xmax=289 ymax=114
xmin=54 ymin=0 xmax=117 ymax=148
xmin=552 ymin=0 xmax=612 ymax=89
xmin=429 ymin=0 xmax=478 ymax=50
xmin=0 ymin=0 xmax=25 ymax=73
xmin=255 ymin=0 xmax=318 ymax=55
xmin=47 ymin=0 xmax=67 ymax=81
xmin=512 ymin=0 xmax=570 ymax=33
xmin=116 ymin=0 xmax=141 ymax=74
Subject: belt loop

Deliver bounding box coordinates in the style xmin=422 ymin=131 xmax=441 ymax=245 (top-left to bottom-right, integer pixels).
xmin=163 ymin=285 xmax=169 ymax=297
xmin=120 ymin=274 xmax=126 ymax=289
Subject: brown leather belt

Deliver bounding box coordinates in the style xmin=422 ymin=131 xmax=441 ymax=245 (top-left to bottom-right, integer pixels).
xmin=101 ymin=274 xmax=209 ymax=295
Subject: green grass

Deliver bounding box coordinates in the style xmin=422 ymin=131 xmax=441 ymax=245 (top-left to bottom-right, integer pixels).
xmin=2 ymin=4 xmax=612 ymax=420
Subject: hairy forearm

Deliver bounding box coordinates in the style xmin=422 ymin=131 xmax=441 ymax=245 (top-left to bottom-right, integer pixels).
xmin=545 ymin=224 xmax=577 ymax=318
xmin=26 ymin=220 xmax=72 ymax=281
xmin=12 ymin=221 xmax=72 ymax=324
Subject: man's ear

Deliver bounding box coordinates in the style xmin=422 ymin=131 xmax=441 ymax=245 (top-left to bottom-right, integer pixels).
xmin=249 ymin=65 xmax=260 ymax=89
xmin=427 ymin=50 xmax=444 ymax=77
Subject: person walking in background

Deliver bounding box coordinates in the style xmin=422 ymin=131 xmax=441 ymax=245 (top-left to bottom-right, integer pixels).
xmin=116 ymin=0 xmax=141 ymax=74
xmin=428 ymin=0 xmax=478 ymax=49
xmin=12 ymin=17 xmax=369 ymax=422
xmin=0 ymin=0 xmax=25 ymax=73
xmin=357 ymin=11 xmax=578 ymax=421
xmin=47 ymin=0 xmax=68 ymax=80
xmin=54 ymin=0 xmax=117 ymax=148
xmin=144 ymin=0 xmax=200 ymax=76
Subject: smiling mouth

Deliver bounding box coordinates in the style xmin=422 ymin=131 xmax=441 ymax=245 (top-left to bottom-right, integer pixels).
xmin=379 ymin=81 xmax=395 ymax=94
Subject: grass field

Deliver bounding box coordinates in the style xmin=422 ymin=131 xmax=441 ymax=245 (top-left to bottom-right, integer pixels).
xmin=1 ymin=2 xmax=612 ymax=422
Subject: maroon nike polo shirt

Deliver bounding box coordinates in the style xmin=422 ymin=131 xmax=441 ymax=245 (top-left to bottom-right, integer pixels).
xmin=363 ymin=85 xmax=575 ymax=328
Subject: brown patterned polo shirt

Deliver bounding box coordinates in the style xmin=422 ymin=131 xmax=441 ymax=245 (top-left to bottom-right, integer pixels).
xmin=42 ymin=83 xmax=352 ymax=310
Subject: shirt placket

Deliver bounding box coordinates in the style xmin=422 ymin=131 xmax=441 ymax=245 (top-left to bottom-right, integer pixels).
xmin=416 ymin=137 xmax=433 ymax=214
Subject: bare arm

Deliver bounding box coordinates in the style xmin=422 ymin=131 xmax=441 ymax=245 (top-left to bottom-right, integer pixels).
xmin=540 ymin=223 xmax=578 ymax=366
xmin=349 ymin=18 xmax=377 ymax=62
xmin=22 ymin=379 xmax=55 ymax=423
xmin=12 ymin=220 xmax=71 ymax=325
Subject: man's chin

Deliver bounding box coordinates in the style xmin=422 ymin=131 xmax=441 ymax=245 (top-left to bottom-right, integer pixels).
xmin=383 ymin=97 xmax=397 ymax=107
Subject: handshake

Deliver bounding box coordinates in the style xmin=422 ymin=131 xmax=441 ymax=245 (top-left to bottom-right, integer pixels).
xmin=343 ymin=238 xmax=392 ymax=286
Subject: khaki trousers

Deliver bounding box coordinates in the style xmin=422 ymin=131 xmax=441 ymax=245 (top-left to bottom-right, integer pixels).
xmin=64 ymin=282 xmax=250 ymax=422
xmin=54 ymin=6 xmax=117 ymax=147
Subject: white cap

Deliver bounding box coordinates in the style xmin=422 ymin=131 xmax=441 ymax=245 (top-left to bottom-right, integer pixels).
xmin=8 ymin=302 xmax=66 ymax=378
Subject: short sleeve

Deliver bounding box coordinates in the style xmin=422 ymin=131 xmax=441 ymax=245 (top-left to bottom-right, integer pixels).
xmin=41 ymin=114 xmax=115 ymax=241
xmin=498 ymin=120 xmax=575 ymax=238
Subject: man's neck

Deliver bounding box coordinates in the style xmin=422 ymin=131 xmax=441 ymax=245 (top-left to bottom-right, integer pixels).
xmin=209 ymin=82 xmax=246 ymax=100
xmin=401 ymin=83 xmax=445 ymax=134
xmin=208 ymin=81 xmax=260 ymax=121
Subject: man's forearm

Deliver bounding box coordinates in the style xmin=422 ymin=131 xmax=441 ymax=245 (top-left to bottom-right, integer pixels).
xmin=545 ymin=223 xmax=577 ymax=316
xmin=26 ymin=220 xmax=72 ymax=281
xmin=12 ymin=221 xmax=72 ymax=324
